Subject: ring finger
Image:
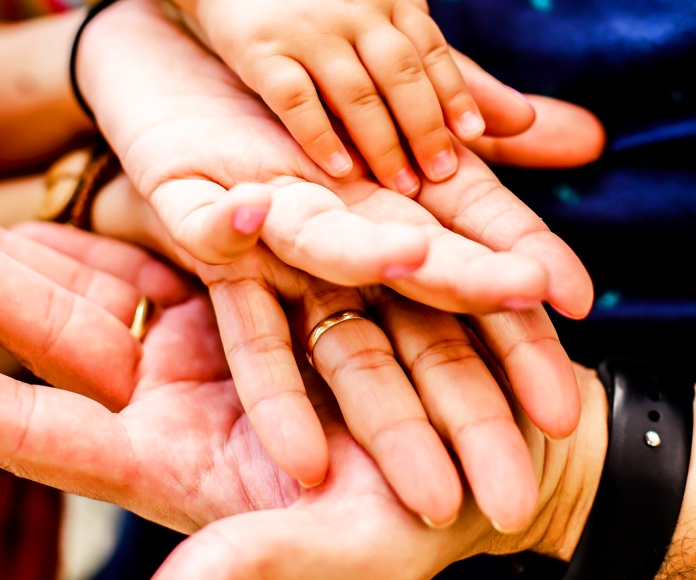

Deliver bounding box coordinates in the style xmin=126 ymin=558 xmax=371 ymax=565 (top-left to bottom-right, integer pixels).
xmin=289 ymin=282 xmax=462 ymax=527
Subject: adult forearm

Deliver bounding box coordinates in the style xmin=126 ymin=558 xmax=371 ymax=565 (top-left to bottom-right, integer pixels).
xmin=0 ymin=10 xmax=94 ymax=173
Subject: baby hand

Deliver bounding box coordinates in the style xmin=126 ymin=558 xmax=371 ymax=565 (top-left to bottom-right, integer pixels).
xmin=184 ymin=0 xmax=488 ymax=195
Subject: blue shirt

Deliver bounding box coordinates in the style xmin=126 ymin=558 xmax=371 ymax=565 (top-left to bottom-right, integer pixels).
xmin=429 ymin=0 xmax=696 ymax=366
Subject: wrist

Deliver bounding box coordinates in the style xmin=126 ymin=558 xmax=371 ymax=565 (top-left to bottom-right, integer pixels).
xmin=449 ymin=364 xmax=607 ymax=563
xmin=530 ymin=364 xmax=608 ymax=560
xmin=656 ymin=393 xmax=696 ymax=577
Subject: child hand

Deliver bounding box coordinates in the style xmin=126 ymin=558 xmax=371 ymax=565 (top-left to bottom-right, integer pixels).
xmin=183 ymin=0 xmax=487 ymax=195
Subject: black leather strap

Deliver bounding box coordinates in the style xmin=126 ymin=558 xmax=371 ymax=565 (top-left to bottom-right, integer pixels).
xmin=69 ymin=0 xmax=123 ymax=120
xmin=564 ymin=358 xmax=694 ymax=580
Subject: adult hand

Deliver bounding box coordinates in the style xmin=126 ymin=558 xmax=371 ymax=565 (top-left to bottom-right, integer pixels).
xmin=70 ymin=0 xmax=602 ymax=528
xmin=75 ymin=0 xmax=596 ymax=319
xmin=153 ymin=363 xmax=612 ymax=580
xmin=0 ymin=222 xmax=609 ymax=579
xmin=89 ymin=168 xmax=576 ymax=530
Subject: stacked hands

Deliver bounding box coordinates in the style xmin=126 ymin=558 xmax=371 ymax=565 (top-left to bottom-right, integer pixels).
xmin=0 ymin=0 xmax=608 ymax=576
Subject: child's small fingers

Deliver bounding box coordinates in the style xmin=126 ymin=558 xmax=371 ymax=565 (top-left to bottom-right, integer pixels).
xmin=248 ymin=55 xmax=353 ymax=178
xmin=303 ymin=41 xmax=420 ymax=196
xmin=393 ymin=3 xmax=485 ymax=142
xmin=355 ymin=26 xmax=458 ymax=183
xmin=150 ymin=180 xmax=271 ymax=265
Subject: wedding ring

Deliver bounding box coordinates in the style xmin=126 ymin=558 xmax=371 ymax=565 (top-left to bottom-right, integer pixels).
xmin=129 ymin=295 xmax=153 ymax=341
xmin=305 ymin=310 xmax=368 ymax=368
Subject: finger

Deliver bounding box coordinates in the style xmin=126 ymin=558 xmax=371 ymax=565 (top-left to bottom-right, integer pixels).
xmin=415 ymin=143 xmax=594 ymax=319
xmin=449 ymin=48 xmax=537 ymax=137
xmin=0 ymin=375 xmax=131 ymax=501
xmin=202 ymin=250 xmax=329 ymax=488
xmin=468 ymin=306 xmax=581 ymax=441
xmin=149 ymin=180 xmax=271 ymax=265
xmin=376 ymin=294 xmax=538 ymax=531
xmin=303 ymin=39 xmax=420 ymax=196
xmin=393 ymin=2 xmax=486 ymax=141
xmin=1 ymin=228 xmax=140 ymax=324
xmin=11 ymin=220 xmax=190 ymax=306
xmin=245 ymin=54 xmax=354 ymax=179
xmin=356 ymin=25 xmax=458 ymax=183
xmin=293 ymin=287 xmax=462 ymax=526
xmin=466 ymin=94 xmax=606 ymax=167
xmin=0 ymin=252 xmax=138 ymax=408
xmin=262 ymin=182 xmax=428 ymax=285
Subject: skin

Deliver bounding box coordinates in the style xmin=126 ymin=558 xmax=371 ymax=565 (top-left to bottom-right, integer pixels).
xmin=2 ymin=226 xmax=696 ymax=579
xmin=1 ymin=0 xmax=603 ymax=530
xmin=172 ymin=0 xmax=532 ymax=194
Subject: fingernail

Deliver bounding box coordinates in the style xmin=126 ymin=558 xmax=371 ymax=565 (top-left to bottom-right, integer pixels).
xmin=552 ymin=305 xmax=584 ymax=320
xmin=506 ymin=86 xmax=531 ymax=104
xmin=491 ymin=519 xmax=523 ymax=535
xmin=421 ymin=513 xmax=458 ymax=529
xmin=329 ymin=151 xmax=352 ymax=175
xmin=382 ymin=263 xmax=421 ymax=279
xmin=233 ymin=206 xmax=267 ymax=235
xmin=298 ymin=474 xmax=326 ymax=490
xmin=395 ymin=167 xmax=420 ymax=196
xmin=502 ymin=297 xmax=539 ymax=311
xmin=458 ymin=111 xmax=485 ymax=138
xmin=542 ymin=430 xmax=565 ymax=442
xmin=432 ymin=150 xmax=457 ymax=180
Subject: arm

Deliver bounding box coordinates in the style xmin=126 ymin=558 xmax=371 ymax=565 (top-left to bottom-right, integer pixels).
xmin=3 ymin=0 xmax=598 ymax=529
xmin=0 ymin=10 xmax=94 ymax=173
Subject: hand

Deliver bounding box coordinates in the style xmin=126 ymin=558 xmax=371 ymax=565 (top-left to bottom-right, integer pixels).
xmin=73 ymin=0 xmax=601 ymax=528
xmin=16 ymin=210 xmax=537 ymax=529
xmin=152 ymin=363 xmax=611 ymax=579
xmin=0 ymin=222 xmax=608 ymax=575
xmin=173 ymin=0 xmax=530 ymax=195
xmin=77 ymin=0 xmax=595 ymax=319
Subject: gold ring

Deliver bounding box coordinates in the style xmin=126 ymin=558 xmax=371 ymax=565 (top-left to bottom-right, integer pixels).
xmin=305 ymin=310 xmax=368 ymax=368
xmin=129 ymin=296 xmax=153 ymax=341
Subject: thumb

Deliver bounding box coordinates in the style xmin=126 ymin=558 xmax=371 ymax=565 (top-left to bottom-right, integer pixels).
xmin=467 ymin=95 xmax=606 ymax=168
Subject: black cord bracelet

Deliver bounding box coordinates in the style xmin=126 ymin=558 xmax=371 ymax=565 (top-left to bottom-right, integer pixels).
xmin=69 ymin=0 xmax=123 ymax=120
xmin=564 ymin=358 xmax=694 ymax=580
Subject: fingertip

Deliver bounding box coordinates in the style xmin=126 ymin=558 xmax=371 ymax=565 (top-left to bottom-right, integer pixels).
xmin=430 ymin=148 xmax=458 ymax=182
xmin=395 ymin=167 xmax=421 ymax=197
xmin=377 ymin=428 xmax=462 ymax=527
xmin=455 ymin=420 xmax=538 ymax=533
xmin=326 ymin=151 xmax=353 ymax=177
xmin=549 ymin=273 xmax=594 ymax=320
xmin=232 ymin=206 xmax=268 ymax=236
xmin=455 ymin=111 xmax=486 ymax=142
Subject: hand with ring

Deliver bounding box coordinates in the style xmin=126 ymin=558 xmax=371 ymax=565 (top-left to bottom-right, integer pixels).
xmin=67 ymin=0 xmax=604 ymax=530
xmin=65 ymin=173 xmax=569 ymax=530
xmin=0 ymin=224 xmax=613 ymax=580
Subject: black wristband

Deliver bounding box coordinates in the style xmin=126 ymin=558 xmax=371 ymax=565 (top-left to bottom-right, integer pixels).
xmin=564 ymin=358 xmax=694 ymax=580
xmin=69 ymin=0 xmax=123 ymax=120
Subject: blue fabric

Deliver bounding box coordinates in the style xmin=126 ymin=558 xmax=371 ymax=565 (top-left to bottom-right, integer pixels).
xmin=428 ymin=0 xmax=696 ymax=354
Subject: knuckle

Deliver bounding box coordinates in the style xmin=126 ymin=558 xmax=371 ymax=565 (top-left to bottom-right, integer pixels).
xmin=451 ymin=415 xmax=515 ymax=443
xmin=390 ymin=55 xmax=425 ymax=87
xmin=420 ymin=42 xmax=451 ymax=69
xmin=225 ymin=331 xmax=292 ymax=361
xmin=324 ymin=346 xmax=394 ymax=385
xmin=410 ymin=338 xmax=478 ymax=374
xmin=368 ymin=415 xmax=431 ymax=450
